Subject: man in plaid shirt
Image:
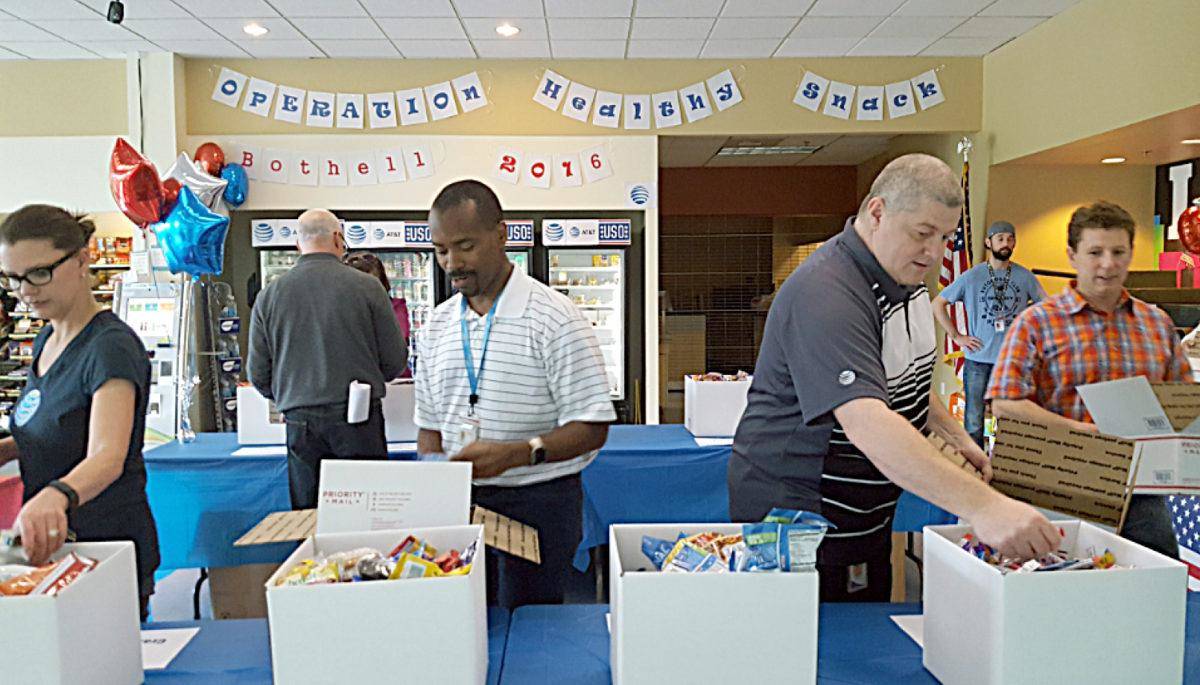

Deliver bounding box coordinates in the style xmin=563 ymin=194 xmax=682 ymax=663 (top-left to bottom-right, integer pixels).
xmin=989 ymin=201 xmax=1186 ymax=558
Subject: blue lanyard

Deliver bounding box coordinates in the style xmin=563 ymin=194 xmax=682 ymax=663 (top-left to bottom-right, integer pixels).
xmin=461 ymin=295 xmax=500 ymax=413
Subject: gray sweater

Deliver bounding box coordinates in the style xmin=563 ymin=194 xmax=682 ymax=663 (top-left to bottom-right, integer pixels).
xmin=248 ymin=253 xmax=408 ymax=413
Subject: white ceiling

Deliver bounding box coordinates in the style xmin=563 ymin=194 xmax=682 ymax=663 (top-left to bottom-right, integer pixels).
xmin=659 ymin=134 xmax=896 ymax=167
xmin=0 ymin=0 xmax=1079 ymax=60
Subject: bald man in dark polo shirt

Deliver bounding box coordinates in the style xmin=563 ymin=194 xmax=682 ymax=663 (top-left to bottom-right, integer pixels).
xmin=728 ymin=154 xmax=1062 ymax=602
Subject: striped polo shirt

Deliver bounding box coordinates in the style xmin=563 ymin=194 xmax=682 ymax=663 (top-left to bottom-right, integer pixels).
xmin=414 ymin=266 xmax=617 ymax=487
xmin=728 ymin=219 xmax=936 ymax=565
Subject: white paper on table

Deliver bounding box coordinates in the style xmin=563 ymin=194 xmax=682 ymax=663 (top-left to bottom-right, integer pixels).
xmin=232 ymin=445 xmax=287 ymax=457
xmin=694 ymin=438 xmax=734 ymax=447
xmin=141 ymin=627 xmax=199 ymax=670
xmin=606 ymin=612 xmax=611 ymax=634
xmin=890 ymin=614 xmax=924 ymax=648
xmin=387 ymin=442 xmax=418 ymax=452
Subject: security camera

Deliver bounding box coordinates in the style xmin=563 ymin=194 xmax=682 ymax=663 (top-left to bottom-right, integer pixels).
xmin=107 ymin=1 xmax=124 ymax=25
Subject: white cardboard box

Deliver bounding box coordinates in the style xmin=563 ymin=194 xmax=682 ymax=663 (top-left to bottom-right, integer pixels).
xmin=237 ymin=381 xmax=418 ymax=445
xmin=1078 ymin=376 xmax=1200 ymax=494
xmin=923 ymin=520 xmax=1186 ymax=685
xmin=608 ymin=523 xmax=818 ymax=684
xmin=683 ymin=376 xmax=751 ymax=438
xmin=0 ymin=541 xmax=142 ymax=685
xmin=266 ymin=526 xmax=487 ymax=685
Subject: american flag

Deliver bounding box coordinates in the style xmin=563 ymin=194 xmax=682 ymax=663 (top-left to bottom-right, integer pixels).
xmin=939 ymin=159 xmax=972 ymax=379
xmin=1169 ymin=495 xmax=1200 ymax=591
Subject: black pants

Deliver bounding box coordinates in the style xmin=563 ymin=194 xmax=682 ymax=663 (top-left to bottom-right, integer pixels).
xmin=1121 ymin=495 xmax=1179 ymax=559
xmin=74 ymin=497 xmax=160 ymax=621
xmin=472 ymin=473 xmax=582 ymax=609
xmin=817 ymin=551 xmax=893 ymax=603
xmin=284 ymin=402 xmax=387 ymax=510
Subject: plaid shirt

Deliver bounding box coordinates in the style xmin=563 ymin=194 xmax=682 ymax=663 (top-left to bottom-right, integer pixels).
xmin=987 ymin=282 xmax=1191 ymax=422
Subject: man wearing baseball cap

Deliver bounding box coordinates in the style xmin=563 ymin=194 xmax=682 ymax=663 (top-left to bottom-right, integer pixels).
xmin=932 ymin=220 xmax=1045 ymax=448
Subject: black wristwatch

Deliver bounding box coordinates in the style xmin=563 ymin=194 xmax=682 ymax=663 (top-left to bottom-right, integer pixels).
xmin=47 ymin=480 xmax=79 ymax=514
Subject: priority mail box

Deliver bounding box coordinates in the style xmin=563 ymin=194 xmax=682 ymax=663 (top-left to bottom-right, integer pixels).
xmin=236 ymin=381 xmax=418 ymax=445
xmin=683 ymin=375 xmax=751 ymax=438
xmin=0 ymin=541 xmax=141 ymax=685
xmin=609 ymin=523 xmax=818 ymax=685
xmin=923 ymin=521 xmax=1186 ymax=685
xmin=266 ymin=526 xmax=487 ymax=685
xmin=1078 ymin=376 xmax=1200 ymax=494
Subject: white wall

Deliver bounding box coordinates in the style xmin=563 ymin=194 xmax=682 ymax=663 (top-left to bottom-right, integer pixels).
xmin=0 ymin=136 xmax=124 ymax=214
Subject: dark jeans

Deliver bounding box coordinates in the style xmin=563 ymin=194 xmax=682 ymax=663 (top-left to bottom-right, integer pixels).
xmin=472 ymin=473 xmax=582 ymax=609
xmin=284 ymin=402 xmax=387 ymax=510
xmin=1121 ymin=495 xmax=1179 ymax=559
xmin=963 ymin=359 xmax=994 ymax=449
xmin=817 ymin=550 xmax=893 ymax=602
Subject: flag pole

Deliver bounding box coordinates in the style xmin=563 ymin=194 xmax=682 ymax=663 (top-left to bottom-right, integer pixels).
xmin=957 ymin=136 xmax=973 ymax=266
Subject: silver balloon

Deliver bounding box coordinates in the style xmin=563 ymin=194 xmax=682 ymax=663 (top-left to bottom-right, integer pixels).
xmin=164 ymin=153 xmax=227 ymax=211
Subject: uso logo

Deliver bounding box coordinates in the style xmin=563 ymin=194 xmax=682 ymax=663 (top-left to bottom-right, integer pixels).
xmin=544 ymin=222 xmax=565 ymax=242
xmin=252 ymin=222 xmax=274 ymax=243
xmin=405 ymin=223 xmax=432 ymax=245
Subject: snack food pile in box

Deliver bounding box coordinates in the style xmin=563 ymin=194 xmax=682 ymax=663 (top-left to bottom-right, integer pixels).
xmin=0 ymin=552 xmax=99 ymax=597
xmin=276 ymin=535 xmax=478 ymax=587
xmin=960 ymin=533 xmax=1122 ymax=574
xmin=642 ymin=509 xmax=832 ymax=573
xmin=688 ymin=371 xmax=750 ymax=382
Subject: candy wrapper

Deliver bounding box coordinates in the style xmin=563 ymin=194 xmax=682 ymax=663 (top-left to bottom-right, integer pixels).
xmin=275 ymin=535 xmax=475 ymax=587
xmin=957 ymin=534 xmax=1124 ymax=574
xmin=688 ymin=370 xmax=751 ymax=382
xmin=640 ymin=509 xmax=831 ymax=575
xmin=0 ymin=552 xmax=98 ymax=597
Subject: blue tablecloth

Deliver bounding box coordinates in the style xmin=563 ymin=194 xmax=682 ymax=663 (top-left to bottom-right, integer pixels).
xmin=144 ymin=607 xmax=509 ymax=684
xmin=499 ymin=595 xmax=1200 ymax=684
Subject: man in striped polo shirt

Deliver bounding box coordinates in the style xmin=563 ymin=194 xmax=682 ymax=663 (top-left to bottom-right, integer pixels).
xmin=728 ymin=154 xmax=1062 ymax=601
xmin=417 ymin=180 xmax=615 ymax=608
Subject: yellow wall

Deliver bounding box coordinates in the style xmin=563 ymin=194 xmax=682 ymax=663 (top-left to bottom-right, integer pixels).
xmin=185 ymin=57 xmax=981 ymax=136
xmin=984 ymin=164 xmax=1157 ymax=293
xmin=0 ymin=61 xmax=127 ymax=137
xmin=983 ymin=0 xmax=1200 ymax=164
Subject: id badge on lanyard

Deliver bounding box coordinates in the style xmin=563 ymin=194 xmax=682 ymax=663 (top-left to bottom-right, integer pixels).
xmin=460 ymin=295 xmax=500 ymax=448
xmin=994 ymin=319 xmax=1006 ymax=332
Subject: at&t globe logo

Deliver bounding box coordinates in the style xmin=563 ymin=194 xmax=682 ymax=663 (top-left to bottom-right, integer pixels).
xmin=346 ymin=223 xmax=367 ymax=245
xmin=544 ymin=222 xmax=565 ymax=243
xmin=373 ymin=226 xmax=386 ymax=241
xmin=629 ymin=184 xmax=650 ymax=206
xmin=252 ymin=222 xmax=274 ymax=243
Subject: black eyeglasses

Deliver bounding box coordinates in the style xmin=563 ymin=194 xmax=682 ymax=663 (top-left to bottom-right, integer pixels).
xmin=0 ymin=251 xmax=79 ymax=291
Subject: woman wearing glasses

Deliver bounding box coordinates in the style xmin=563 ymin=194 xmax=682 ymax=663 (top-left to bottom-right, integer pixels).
xmin=0 ymin=204 xmax=159 ymax=619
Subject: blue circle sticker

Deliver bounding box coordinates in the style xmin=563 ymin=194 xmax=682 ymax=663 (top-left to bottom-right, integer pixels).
xmin=13 ymin=389 xmax=40 ymax=427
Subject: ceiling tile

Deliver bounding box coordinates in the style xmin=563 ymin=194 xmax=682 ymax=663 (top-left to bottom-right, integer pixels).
xmin=808 ymin=0 xmax=906 ymax=16
xmin=630 ymin=18 xmax=714 ymax=40
xmin=234 ymin=39 xmax=324 ymax=58
xmin=0 ymin=41 xmax=100 ymax=58
xmin=869 ymin=15 xmax=967 ymax=38
xmin=545 ymin=0 xmax=633 ymax=18
xmin=551 ymin=40 xmax=626 ymax=58
xmin=922 ymin=35 xmax=1012 ymax=55
xmin=462 ymin=17 xmax=548 ymax=40
xmin=790 ymin=17 xmax=885 ymax=38
xmin=202 ymin=18 xmax=304 ymax=41
xmin=700 ymin=38 xmax=781 ymax=58
xmin=1 ymin=0 xmax=97 ymax=20
xmin=846 ymin=35 xmax=936 ymax=55
xmin=35 ymin=19 xmax=138 ymax=41
xmin=0 ymin=20 xmax=58 ymax=41
xmin=76 ymin=39 xmax=163 ymax=57
xmin=291 ymin=17 xmax=386 ymax=40
xmin=452 ymin=0 xmax=545 ymax=18
xmin=471 ymin=39 xmax=550 ymax=58
xmin=152 ymin=39 xmax=249 ymax=57
xmin=721 ymin=0 xmax=817 ymax=17
xmin=895 ymin=0 xmax=992 ymax=15
xmin=949 ymin=16 xmax=1044 ymax=37
xmin=774 ymin=36 xmax=859 ymax=56
xmin=263 ymin=0 xmax=366 ymax=17
xmin=711 ymin=17 xmax=797 ymax=39
xmin=626 ymin=39 xmax=702 ymax=58
xmin=394 ymin=39 xmax=476 ymax=57
xmin=360 ymin=0 xmax=456 ymax=17
xmin=76 ymin=0 xmax=190 ymax=19
xmin=313 ymin=39 xmax=401 ymax=57
xmin=377 ymin=17 xmax=468 ymax=40
xmin=180 ymin=0 xmax=280 ymax=18
xmin=122 ymin=18 xmax=222 ymax=40
xmin=981 ymin=0 xmax=1079 ymax=16
xmin=635 ymin=0 xmax=723 ymax=17
xmin=548 ymin=18 xmax=629 ymax=40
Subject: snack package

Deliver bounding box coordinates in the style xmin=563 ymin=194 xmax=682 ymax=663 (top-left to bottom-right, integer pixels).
xmin=778 ymin=524 xmax=827 ymax=573
xmin=0 ymin=564 xmax=35 ymax=583
xmin=739 ymin=523 xmax=782 ymax=572
xmin=390 ymin=553 xmax=442 ymax=579
xmin=275 ymin=559 xmax=317 ymax=587
xmin=354 ymin=554 xmax=392 ymax=581
xmin=33 ymin=552 xmax=98 ymax=596
xmin=641 ymin=536 xmax=675 ymax=570
xmin=303 ymin=559 xmax=340 ymax=585
xmin=0 ymin=561 xmax=57 ymax=596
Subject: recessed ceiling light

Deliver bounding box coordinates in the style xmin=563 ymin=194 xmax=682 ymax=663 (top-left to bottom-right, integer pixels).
xmin=1183 ymin=139 xmax=1200 ymax=145
xmin=718 ymin=145 xmax=822 ymax=156
xmin=243 ymin=22 xmax=269 ymax=37
xmin=1101 ymin=157 xmax=1126 ymax=164
xmin=496 ymin=23 xmax=520 ymax=37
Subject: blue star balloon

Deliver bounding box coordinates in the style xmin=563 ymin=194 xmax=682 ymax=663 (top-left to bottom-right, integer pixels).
xmin=220 ymin=163 xmax=247 ymax=207
xmin=152 ymin=186 xmax=229 ymax=276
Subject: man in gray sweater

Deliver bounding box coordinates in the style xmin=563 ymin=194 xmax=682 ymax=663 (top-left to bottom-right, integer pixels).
xmin=248 ymin=209 xmax=408 ymax=509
